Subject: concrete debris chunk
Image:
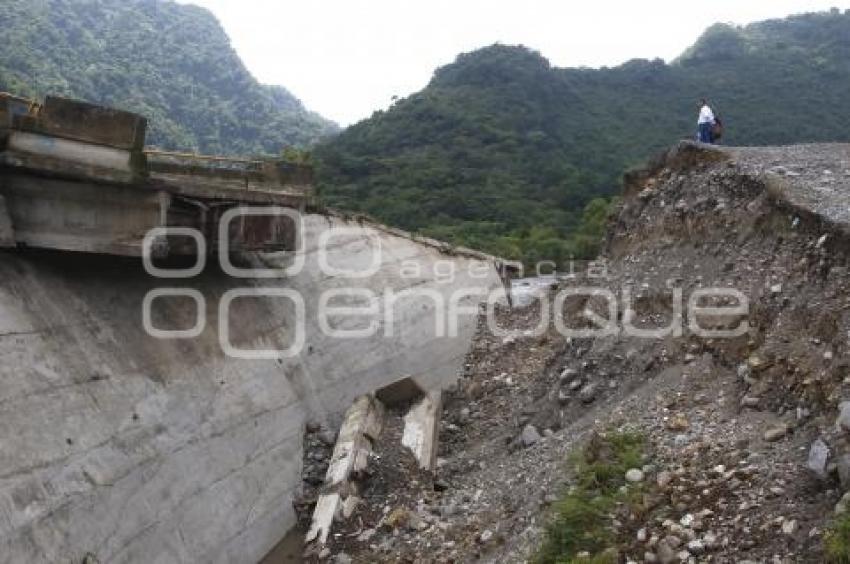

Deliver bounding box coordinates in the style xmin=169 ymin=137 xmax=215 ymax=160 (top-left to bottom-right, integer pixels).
xmin=807 ymin=439 xmax=829 ymax=479
xmin=305 ymin=493 xmax=342 ymax=546
xmin=342 ymin=495 xmax=362 ymax=519
xmin=401 ymin=390 xmax=442 ymax=471
xmin=325 ymin=395 xmax=385 ymax=486
xmin=307 ymin=394 xmax=386 ymax=550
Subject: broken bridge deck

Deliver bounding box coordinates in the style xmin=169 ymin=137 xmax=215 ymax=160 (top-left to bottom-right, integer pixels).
xmin=0 ymin=93 xmax=310 ymax=257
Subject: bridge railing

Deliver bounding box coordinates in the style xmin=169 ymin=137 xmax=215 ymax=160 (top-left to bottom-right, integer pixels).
xmin=144 ymin=149 xmax=314 ymax=196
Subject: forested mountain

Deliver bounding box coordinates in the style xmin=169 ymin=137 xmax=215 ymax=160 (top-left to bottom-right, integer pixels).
xmin=316 ymin=9 xmax=850 ymax=263
xmin=3 ymin=3 xmax=849 ymax=263
xmin=0 ymin=0 xmax=337 ymax=154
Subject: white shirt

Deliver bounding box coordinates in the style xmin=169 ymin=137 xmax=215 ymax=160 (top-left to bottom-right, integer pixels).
xmin=698 ymin=105 xmax=715 ymax=125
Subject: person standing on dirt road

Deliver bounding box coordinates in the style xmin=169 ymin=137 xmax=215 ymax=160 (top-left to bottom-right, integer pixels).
xmin=697 ymin=99 xmax=716 ymax=144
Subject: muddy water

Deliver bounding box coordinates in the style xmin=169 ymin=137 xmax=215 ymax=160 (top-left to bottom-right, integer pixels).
xmin=511 ymin=276 xmax=557 ymax=307
xmin=260 ymin=527 xmax=305 ymax=563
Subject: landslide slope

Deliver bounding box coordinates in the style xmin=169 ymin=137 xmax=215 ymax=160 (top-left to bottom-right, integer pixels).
xmin=314 ymin=142 xmax=850 ymax=562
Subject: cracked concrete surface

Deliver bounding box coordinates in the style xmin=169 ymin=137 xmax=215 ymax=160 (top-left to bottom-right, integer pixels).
xmin=0 ymin=213 xmax=505 ymax=564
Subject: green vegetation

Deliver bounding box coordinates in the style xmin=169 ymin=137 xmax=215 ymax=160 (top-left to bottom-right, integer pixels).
xmin=0 ymin=0 xmax=337 ymax=155
xmin=280 ymin=147 xmax=313 ymax=166
xmin=535 ymin=431 xmax=647 ymax=564
xmin=4 ymin=3 xmax=850 ymax=262
xmin=316 ymin=9 xmax=850 ymax=263
xmin=825 ymin=513 xmax=850 ymax=563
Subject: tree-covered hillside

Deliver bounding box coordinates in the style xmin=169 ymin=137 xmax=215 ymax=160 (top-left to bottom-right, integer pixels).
xmin=316 ymin=9 xmax=850 ymax=263
xmin=0 ymin=0 xmax=337 ymax=154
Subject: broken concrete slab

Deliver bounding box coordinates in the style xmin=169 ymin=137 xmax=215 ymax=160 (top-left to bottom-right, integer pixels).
xmin=325 ymin=395 xmax=384 ymax=486
xmin=0 ymin=215 xmax=507 ymax=563
xmin=3 ymin=130 xmax=141 ymax=184
xmin=341 ymin=495 xmax=362 ymax=519
xmin=342 ymin=395 xmax=385 ymax=441
xmin=0 ymin=95 xmax=513 ymax=564
xmin=22 ymin=95 xmax=147 ymax=151
xmin=305 ymin=493 xmax=342 ymax=546
xmin=307 ymin=395 xmax=387 ymax=549
xmin=401 ymin=390 xmax=442 ymax=471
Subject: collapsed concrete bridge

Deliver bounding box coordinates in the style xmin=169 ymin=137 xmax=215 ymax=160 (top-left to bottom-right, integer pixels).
xmin=0 ymin=94 xmax=514 ymax=563
xmin=0 ymin=94 xmax=310 ymax=257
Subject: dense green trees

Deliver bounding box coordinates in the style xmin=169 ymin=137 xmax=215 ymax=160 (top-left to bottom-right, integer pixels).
xmin=3 ymin=3 xmax=850 ymax=265
xmin=0 ymin=0 xmax=337 ymax=154
xmin=316 ymin=10 xmax=850 ymax=264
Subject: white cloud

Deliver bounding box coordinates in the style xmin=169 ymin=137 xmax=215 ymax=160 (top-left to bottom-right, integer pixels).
xmin=177 ymin=0 xmax=850 ymax=125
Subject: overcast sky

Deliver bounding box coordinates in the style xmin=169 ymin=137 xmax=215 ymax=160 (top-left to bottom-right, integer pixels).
xmin=179 ymin=1 xmax=849 ymax=126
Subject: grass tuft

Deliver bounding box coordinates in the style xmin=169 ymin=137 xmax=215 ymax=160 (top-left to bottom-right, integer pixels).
xmin=534 ymin=430 xmax=646 ymax=564
xmin=826 ymin=513 xmax=850 ymax=563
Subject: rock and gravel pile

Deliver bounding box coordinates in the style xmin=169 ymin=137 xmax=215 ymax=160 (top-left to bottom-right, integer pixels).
xmin=295 ymin=142 xmax=850 ymax=563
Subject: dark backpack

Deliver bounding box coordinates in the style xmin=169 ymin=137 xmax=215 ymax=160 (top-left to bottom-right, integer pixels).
xmin=712 ymin=116 xmax=724 ymax=141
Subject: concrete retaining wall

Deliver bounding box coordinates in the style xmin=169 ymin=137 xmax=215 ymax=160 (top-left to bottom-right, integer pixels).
xmin=0 ymin=213 xmax=505 ymax=563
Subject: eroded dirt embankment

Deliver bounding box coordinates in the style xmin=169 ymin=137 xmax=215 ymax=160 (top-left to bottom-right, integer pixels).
xmin=317 ymin=142 xmax=850 ymax=563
